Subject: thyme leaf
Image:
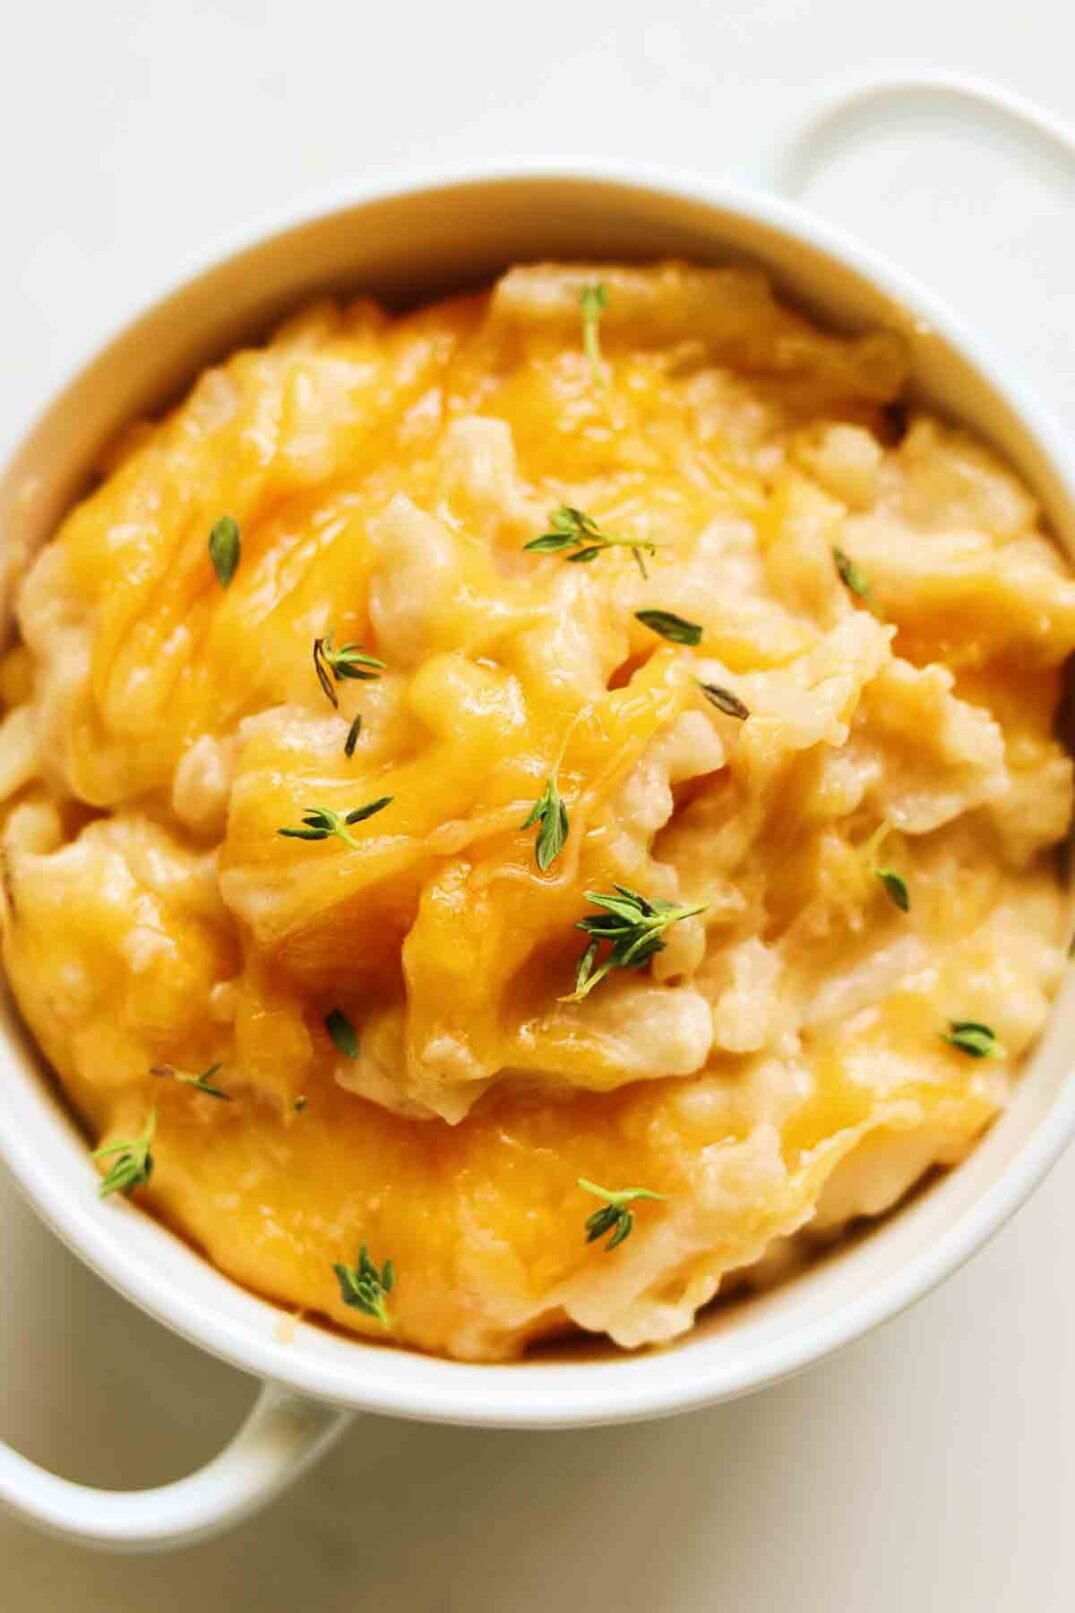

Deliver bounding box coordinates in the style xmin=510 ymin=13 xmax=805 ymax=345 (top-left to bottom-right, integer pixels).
xmin=941 ymin=1020 xmax=1004 ymax=1059
xmin=152 ymin=1062 xmax=231 ymax=1100
xmin=861 ymin=824 xmax=910 ymax=913
xmin=578 ymin=1177 xmax=666 ymax=1251
xmin=697 ymin=680 xmax=749 ymax=719
xmin=635 ymin=609 xmax=702 ymax=647
xmin=93 ymin=1109 xmax=157 ymax=1198
xmin=325 ymin=1008 xmax=359 ymax=1060
xmin=313 ymin=633 xmax=386 ymax=708
xmin=333 ymin=1243 xmax=394 ymax=1326
xmin=833 ymin=545 xmax=871 ymax=603
xmin=561 ymin=885 xmax=706 ymax=1002
xmin=208 ymin=516 xmax=241 ymax=588
xmin=520 ymin=772 xmax=569 ymax=872
xmin=580 ymin=281 xmax=609 ymax=386
xmin=876 ymin=868 xmax=910 ymax=912
xmin=525 ymin=505 xmax=657 ymax=579
xmin=277 ymin=798 xmax=392 ymax=849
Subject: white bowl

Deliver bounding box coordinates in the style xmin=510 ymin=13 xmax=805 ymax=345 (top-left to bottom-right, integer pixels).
xmin=2 ymin=71 xmax=1074 ymax=1553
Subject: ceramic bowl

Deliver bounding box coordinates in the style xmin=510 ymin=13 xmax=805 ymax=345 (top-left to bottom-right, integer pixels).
xmin=2 ymin=70 xmax=1073 ymax=1552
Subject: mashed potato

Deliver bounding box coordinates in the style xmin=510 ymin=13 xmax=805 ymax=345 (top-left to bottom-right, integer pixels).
xmin=1 ymin=262 xmax=1072 ymax=1360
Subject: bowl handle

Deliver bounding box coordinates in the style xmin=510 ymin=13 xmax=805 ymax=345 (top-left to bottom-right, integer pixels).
xmin=0 ymin=1381 xmax=352 ymax=1552
xmin=753 ymin=68 xmax=1075 ymax=200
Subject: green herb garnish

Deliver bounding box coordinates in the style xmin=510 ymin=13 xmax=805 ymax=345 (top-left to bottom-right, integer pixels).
xmin=344 ymin=714 xmax=362 ymax=758
xmin=562 ymin=885 xmax=706 ymax=1002
xmin=521 ymin=772 xmax=569 ymax=872
xmin=578 ymin=1177 xmax=666 ymax=1251
xmin=208 ymin=516 xmax=241 ymax=588
xmin=876 ymin=869 xmax=910 ymax=912
xmin=313 ymin=634 xmax=385 ymax=708
xmin=635 ymin=609 xmax=703 ymax=647
xmin=941 ymin=1020 xmax=1005 ymax=1059
xmin=325 ymin=1008 xmax=358 ymax=1060
xmin=524 ymin=506 xmax=657 ymax=579
xmin=333 ymin=1244 xmax=394 ymax=1326
xmin=278 ymin=798 xmax=392 ymax=848
xmin=93 ymin=1109 xmax=157 ymax=1198
xmin=833 ymin=545 xmax=871 ymax=603
xmin=697 ymin=680 xmax=749 ymax=720
xmin=520 ymin=712 xmax=589 ymax=871
xmin=580 ymin=281 xmax=609 ymax=385
xmin=861 ymin=824 xmax=909 ymax=913
xmin=152 ymin=1062 xmax=231 ymax=1100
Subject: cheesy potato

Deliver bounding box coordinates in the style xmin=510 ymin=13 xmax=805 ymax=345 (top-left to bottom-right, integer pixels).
xmin=1 ymin=262 xmax=1072 ymax=1360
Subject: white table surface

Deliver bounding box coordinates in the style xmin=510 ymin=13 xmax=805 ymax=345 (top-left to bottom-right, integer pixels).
xmin=2 ymin=3 xmax=1074 ymax=1607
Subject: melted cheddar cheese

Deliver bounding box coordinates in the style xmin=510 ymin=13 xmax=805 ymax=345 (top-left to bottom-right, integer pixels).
xmin=1 ymin=263 xmax=1072 ymax=1359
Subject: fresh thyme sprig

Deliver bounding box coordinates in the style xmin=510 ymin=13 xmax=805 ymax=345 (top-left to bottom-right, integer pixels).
xmin=313 ymin=634 xmax=386 ymax=708
xmin=524 ymin=506 xmax=657 ymax=579
xmin=93 ymin=1109 xmax=157 ymax=1198
xmin=521 ymin=772 xmax=569 ymax=872
xmin=520 ymin=710 xmax=591 ymax=872
xmin=277 ymin=798 xmax=392 ymax=848
xmin=333 ymin=1244 xmax=394 ymax=1326
xmin=578 ymin=1177 xmax=666 ymax=1251
xmin=562 ymin=885 xmax=706 ymax=1002
xmin=833 ymin=545 xmax=871 ymax=603
xmin=580 ymin=281 xmax=609 ymax=386
xmin=635 ymin=609 xmax=703 ymax=647
xmin=344 ymin=715 xmax=362 ymax=758
xmin=152 ymin=1062 xmax=231 ymax=1100
xmin=325 ymin=1008 xmax=358 ymax=1060
xmin=941 ymin=1020 xmax=1005 ymax=1059
xmin=208 ymin=516 xmax=241 ymax=588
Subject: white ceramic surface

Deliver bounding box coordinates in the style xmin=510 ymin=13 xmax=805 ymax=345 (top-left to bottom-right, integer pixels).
xmin=2 ymin=68 xmax=1074 ymax=1555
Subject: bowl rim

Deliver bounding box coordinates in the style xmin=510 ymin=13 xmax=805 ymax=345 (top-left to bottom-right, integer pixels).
xmin=3 ymin=154 xmax=1075 ymax=1428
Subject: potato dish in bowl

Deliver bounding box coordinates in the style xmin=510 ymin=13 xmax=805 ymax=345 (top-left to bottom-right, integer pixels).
xmin=0 ymin=261 xmax=1071 ymax=1361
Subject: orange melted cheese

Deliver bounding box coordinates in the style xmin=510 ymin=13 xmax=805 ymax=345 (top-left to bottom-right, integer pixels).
xmin=1 ymin=263 xmax=1073 ymax=1359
